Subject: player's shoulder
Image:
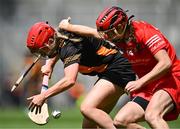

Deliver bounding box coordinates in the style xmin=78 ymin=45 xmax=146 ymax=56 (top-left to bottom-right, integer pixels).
xmin=83 ymin=35 xmax=107 ymax=46
xmin=131 ymin=20 xmax=158 ymax=40
xmin=130 ymin=20 xmax=147 ymax=41
xmin=132 ymin=20 xmax=161 ymax=32
xmin=131 ymin=20 xmax=152 ymax=29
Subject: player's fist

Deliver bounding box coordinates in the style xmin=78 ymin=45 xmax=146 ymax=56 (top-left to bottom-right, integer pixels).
xmin=59 ymin=17 xmax=71 ymax=30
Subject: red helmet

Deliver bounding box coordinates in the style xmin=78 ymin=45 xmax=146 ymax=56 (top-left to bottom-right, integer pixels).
xmin=96 ymin=6 xmax=128 ymax=31
xmin=96 ymin=6 xmax=128 ymax=41
xmin=26 ymin=22 xmax=57 ymax=58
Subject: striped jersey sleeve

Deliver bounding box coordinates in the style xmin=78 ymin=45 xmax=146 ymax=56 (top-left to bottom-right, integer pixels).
xmin=142 ymin=23 xmax=167 ymax=55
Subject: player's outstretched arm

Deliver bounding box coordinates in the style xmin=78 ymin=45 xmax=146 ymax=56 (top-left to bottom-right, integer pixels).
xmin=59 ymin=18 xmax=100 ymax=39
xmin=28 ymin=63 xmax=79 ymax=112
xmin=44 ymin=63 xmax=79 ymax=98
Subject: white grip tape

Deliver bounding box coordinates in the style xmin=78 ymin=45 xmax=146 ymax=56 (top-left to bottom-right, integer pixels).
xmin=41 ymin=60 xmax=49 ymax=92
xmin=42 ymin=75 xmax=49 ymax=86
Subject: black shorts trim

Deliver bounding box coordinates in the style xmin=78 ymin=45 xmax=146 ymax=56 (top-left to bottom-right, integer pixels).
xmin=131 ymin=96 xmax=149 ymax=111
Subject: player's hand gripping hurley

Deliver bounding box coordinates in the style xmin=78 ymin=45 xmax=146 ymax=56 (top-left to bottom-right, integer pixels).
xmin=28 ymin=74 xmax=50 ymax=125
xmin=10 ymin=54 xmax=50 ymax=125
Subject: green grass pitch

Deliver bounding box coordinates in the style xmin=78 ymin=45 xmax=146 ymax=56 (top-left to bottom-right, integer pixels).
xmin=0 ymin=107 xmax=179 ymax=129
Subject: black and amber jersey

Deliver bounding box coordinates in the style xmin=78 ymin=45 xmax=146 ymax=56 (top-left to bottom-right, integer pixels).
xmin=58 ymin=36 xmax=136 ymax=86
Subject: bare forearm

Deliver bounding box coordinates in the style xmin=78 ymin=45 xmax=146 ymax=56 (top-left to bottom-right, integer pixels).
xmin=62 ymin=24 xmax=100 ymax=38
xmin=138 ymin=49 xmax=172 ymax=86
xmin=140 ymin=61 xmax=171 ymax=86
xmin=43 ymin=77 xmax=75 ymax=99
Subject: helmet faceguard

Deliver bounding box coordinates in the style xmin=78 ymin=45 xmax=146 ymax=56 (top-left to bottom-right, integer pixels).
xmin=26 ymin=22 xmax=59 ymax=58
xmin=96 ymin=6 xmax=129 ymax=41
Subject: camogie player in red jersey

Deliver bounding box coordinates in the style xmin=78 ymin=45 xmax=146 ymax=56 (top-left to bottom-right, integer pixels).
xmin=59 ymin=6 xmax=180 ymax=129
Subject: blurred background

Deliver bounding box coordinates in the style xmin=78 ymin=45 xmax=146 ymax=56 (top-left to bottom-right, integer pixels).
xmin=0 ymin=0 xmax=180 ymax=128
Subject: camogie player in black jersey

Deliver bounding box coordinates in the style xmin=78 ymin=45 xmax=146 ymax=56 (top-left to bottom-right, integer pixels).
xmin=27 ymin=22 xmax=135 ymax=129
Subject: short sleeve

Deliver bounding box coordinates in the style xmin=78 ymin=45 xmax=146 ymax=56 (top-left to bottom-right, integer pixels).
xmin=59 ymin=41 xmax=82 ymax=68
xmin=141 ymin=23 xmax=167 ymax=55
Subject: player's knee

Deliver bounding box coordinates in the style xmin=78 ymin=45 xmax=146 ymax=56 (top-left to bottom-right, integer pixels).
xmin=113 ymin=116 xmax=130 ymax=127
xmin=145 ymin=110 xmax=160 ymax=123
xmin=80 ymin=103 xmax=91 ymax=116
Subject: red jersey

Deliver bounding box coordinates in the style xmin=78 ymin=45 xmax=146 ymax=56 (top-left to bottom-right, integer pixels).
xmin=116 ymin=21 xmax=180 ymax=120
xmin=117 ymin=21 xmax=180 ymax=78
